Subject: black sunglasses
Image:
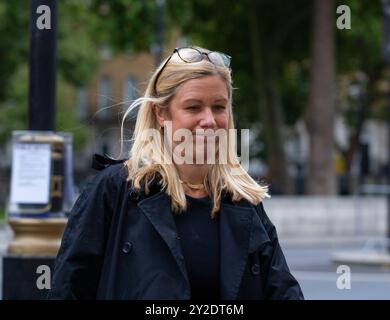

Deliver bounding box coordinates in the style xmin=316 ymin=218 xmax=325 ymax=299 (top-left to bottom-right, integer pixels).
xmin=153 ymin=47 xmax=231 ymax=96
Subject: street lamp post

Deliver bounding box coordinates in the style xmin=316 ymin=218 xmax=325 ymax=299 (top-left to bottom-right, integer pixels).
xmin=2 ymin=0 xmax=69 ymax=299
xmin=28 ymin=0 xmax=57 ymax=130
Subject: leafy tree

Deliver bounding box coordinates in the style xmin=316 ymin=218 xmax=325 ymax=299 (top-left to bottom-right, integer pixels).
xmin=334 ymin=0 xmax=385 ymax=192
xmin=0 ymin=64 xmax=89 ymax=150
xmin=306 ymin=0 xmax=337 ymax=195
xmin=0 ymin=1 xmax=29 ymax=102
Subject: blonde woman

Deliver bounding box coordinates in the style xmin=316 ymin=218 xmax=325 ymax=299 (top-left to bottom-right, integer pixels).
xmin=48 ymin=47 xmax=303 ymax=300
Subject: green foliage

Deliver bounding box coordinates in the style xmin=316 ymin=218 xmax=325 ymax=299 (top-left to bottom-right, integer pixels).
xmin=0 ymin=207 xmax=5 ymax=223
xmin=90 ymin=0 xmax=156 ymax=52
xmin=0 ymin=1 xmax=98 ymax=149
xmin=0 ymin=1 xmax=99 ymax=98
xmin=336 ymin=0 xmax=383 ymax=73
xmin=0 ymin=1 xmax=29 ymax=101
xmin=335 ymin=0 xmax=386 ymax=135
xmin=88 ymin=0 xmax=193 ymax=55
xmin=58 ymin=0 xmax=99 ymax=86
xmin=55 ymin=75 xmax=90 ymax=151
xmin=0 ymin=64 xmax=90 ymax=150
xmin=174 ymin=0 xmax=312 ymax=128
xmin=281 ymin=61 xmax=310 ymax=126
xmin=0 ymin=65 xmax=28 ymax=144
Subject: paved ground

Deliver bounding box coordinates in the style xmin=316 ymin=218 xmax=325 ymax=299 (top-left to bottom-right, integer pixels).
xmin=284 ymin=246 xmax=390 ymax=300
xmin=1 ymin=224 xmax=390 ymax=300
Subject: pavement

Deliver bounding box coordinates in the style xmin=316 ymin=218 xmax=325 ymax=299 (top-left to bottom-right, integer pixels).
xmin=280 ymin=236 xmax=390 ymax=268
xmin=284 ymin=247 xmax=390 ymax=300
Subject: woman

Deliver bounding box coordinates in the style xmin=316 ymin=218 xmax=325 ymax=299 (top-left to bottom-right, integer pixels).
xmin=48 ymin=47 xmax=304 ymax=300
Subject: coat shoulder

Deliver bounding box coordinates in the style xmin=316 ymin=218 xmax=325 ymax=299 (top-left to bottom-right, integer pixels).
xmin=70 ymin=163 xmax=129 ymax=217
xmin=88 ymin=162 xmax=128 ymax=190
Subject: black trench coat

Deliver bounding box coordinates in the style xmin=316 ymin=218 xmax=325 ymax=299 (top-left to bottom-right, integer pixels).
xmin=48 ymin=156 xmax=304 ymax=300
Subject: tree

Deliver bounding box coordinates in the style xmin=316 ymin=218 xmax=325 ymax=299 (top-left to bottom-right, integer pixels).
xmin=0 ymin=1 xmax=29 ymax=102
xmin=334 ymin=0 xmax=384 ymax=192
xmin=305 ymin=0 xmax=337 ymax=195
xmin=0 ymin=64 xmax=89 ymax=150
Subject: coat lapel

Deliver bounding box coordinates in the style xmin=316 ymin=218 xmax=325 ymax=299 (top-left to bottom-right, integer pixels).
xmin=219 ymin=194 xmax=272 ymax=300
xmin=219 ymin=202 xmax=253 ymax=299
xmin=137 ymin=191 xmax=190 ymax=287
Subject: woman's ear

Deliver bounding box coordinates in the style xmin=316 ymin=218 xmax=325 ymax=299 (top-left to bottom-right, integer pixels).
xmin=152 ymin=104 xmax=165 ymax=126
xmin=153 ymin=104 xmax=167 ymax=127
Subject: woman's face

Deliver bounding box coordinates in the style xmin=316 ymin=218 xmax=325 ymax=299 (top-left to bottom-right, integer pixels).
xmin=156 ymin=75 xmax=230 ymax=164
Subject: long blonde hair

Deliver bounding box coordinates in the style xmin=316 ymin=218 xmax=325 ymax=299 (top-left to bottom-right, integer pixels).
xmin=121 ymin=47 xmax=269 ymax=218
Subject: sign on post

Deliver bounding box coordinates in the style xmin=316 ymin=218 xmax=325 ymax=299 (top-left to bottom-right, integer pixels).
xmin=10 ymin=143 xmax=51 ymax=205
xmin=7 ymin=130 xmax=74 ymax=219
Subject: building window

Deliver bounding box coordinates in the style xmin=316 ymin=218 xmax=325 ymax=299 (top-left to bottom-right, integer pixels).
xmin=76 ymin=87 xmax=87 ymax=120
xmin=123 ymin=75 xmax=138 ymax=111
xmin=98 ymin=75 xmax=111 ymax=119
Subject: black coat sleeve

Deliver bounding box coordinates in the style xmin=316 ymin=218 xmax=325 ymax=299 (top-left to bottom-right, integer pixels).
xmin=255 ymin=202 xmax=304 ymax=300
xmin=47 ymin=166 xmax=121 ymax=299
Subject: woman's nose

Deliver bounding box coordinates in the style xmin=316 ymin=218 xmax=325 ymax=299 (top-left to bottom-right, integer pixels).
xmin=199 ymin=107 xmax=217 ymax=128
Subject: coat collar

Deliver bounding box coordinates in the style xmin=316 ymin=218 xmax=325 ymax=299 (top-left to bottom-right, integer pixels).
xmin=136 ymin=177 xmax=271 ymax=300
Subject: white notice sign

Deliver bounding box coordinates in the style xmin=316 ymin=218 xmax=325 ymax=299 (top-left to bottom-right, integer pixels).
xmin=10 ymin=143 xmax=51 ymax=204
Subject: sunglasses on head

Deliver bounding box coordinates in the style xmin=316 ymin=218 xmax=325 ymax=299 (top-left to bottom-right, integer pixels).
xmin=153 ymin=47 xmax=231 ymax=96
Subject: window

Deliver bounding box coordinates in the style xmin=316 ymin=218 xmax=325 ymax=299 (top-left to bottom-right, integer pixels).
xmin=98 ymin=75 xmax=111 ymax=119
xmin=76 ymin=87 xmax=87 ymax=120
xmin=123 ymin=75 xmax=138 ymax=111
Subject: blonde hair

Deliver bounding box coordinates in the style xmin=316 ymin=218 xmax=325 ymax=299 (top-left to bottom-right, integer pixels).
xmin=121 ymin=47 xmax=269 ymax=218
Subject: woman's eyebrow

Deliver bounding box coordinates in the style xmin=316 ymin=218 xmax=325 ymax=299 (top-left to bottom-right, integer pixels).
xmin=182 ymin=98 xmax=228 ymax=104
xmin=214 ymin=98 xmax=228 ymax=103
xmin=182 ymin=98 xmax=202 ymax=104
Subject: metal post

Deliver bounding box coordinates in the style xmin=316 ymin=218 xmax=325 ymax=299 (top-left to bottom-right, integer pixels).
xmin=28 ymin=0 xmax=57 ymax=130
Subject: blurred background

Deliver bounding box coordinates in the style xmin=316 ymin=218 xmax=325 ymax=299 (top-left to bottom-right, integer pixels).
xmin=1 ymin=0 xmax=390 ymax=299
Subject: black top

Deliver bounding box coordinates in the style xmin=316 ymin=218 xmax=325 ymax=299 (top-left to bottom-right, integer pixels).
xmin=174 ymin=194 xmax=220 ymax=300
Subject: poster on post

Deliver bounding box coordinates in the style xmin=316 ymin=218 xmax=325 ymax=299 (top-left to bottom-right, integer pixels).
xmin=10 ymin=143 xmax=51 ymax=205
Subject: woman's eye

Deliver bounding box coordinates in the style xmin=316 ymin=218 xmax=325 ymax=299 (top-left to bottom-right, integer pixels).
xmin=186 ymin=106 xmax=200 ymax=111
xmin=214 ymin=105 xmax=226 ymax=110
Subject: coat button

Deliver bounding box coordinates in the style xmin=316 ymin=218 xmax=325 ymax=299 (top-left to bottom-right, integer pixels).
xmin=251 ymin=263 xmax=260 ymax=275
xmin=129 ymin=190 xmax=140 ymax=200
xmin=122 ymin=242 xmax=133 ymax=254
